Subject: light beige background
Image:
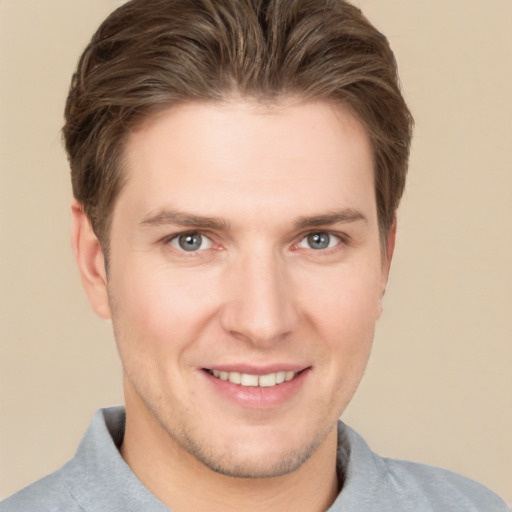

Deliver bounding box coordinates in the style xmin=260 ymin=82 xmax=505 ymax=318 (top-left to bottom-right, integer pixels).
xmin=1 ymin=0 xmax=511 ymax=504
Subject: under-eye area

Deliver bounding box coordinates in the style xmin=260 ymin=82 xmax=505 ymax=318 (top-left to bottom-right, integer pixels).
xmin=203 ymin=368 xmax=309 ymax=388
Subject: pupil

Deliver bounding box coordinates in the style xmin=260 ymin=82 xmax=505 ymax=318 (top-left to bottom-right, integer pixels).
xmin=179 ymin=233 xmax=202 ymax=251
xmin=308 ymin=232 xmax=330 ymax=250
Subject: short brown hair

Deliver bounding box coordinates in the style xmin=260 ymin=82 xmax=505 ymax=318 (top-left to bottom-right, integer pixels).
xmin=64 ymin=0 xmax=413 ymax=248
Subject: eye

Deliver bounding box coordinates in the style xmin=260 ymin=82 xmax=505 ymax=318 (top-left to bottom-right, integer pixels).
xmin=169 ymin=232 xmax=213 ymax=252
xmin=298 ymin=232 xmax=341 ymax=250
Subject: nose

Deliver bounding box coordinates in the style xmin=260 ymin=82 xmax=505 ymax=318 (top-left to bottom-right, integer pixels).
xmin=220 ymin=249 xmax=298 ymax=347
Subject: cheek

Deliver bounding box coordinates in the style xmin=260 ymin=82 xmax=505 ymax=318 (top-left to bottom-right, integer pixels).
xmin=301 ymin=264 xmax=382 ymax=339
xmin=110 ymin=264 xmax=221 ymax=354
xmin=294 ymin=267 xmax=381 ymax=417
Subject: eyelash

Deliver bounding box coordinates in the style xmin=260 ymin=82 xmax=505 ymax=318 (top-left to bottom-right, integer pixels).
xmin=162 ymin=230 xmax=349 ymax=256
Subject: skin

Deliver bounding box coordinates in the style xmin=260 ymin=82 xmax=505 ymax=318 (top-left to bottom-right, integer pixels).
xmin=72 ymin=98 xmax=395 ymax=512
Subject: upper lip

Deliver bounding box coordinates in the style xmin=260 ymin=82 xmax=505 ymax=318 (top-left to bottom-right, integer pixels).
xmin=203 ymin=364 xmax=310 ymax=375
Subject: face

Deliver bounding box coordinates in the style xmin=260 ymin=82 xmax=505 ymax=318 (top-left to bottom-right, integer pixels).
xmin=77 ymin=99 xmax=393 ymax=478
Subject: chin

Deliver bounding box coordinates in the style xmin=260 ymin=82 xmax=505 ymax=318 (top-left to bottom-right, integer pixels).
xmin=186 ymin=440 xmax=317 ymax=479
xmin=174 ymin=420 xmax=334 ymax=479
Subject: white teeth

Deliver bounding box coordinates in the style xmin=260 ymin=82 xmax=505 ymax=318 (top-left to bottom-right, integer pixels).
xmin=259 ymin=373 xmax=276 ymax=387
xmin=210 ymin=370 xmax=298 ymax=387
xmin=285 ymin=371 xmax=295 ymax=382
xmin=241 ymin=374 xmax=259 ymax=386
xmin=228 ymin=372 xmax=241 ymax=384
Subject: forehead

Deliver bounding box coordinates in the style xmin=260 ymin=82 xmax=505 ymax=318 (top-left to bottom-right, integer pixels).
xmin=117 ymin=99 xmax=376 ymax=225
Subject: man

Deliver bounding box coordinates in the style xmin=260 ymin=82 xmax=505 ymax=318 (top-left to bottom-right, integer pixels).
xmin=1 ymin=0 xmax=508 ymax=510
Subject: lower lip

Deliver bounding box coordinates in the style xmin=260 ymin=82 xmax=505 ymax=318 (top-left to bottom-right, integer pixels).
xmin=201 ymin=369 xmax=310 ymax=409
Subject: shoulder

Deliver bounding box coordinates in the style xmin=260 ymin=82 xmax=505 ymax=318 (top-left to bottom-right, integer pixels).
xmin=0 ymin=407 xmax=127 ymax=512
xmin=0 ymin=464 xmax=82 ymax=512
xmin=335 ymin=423 xmax=510 ymax=511
xmin=380 ymin=457 xmax=509 ymax=511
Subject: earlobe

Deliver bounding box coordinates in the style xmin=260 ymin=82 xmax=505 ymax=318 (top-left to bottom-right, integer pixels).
xmin=71 ymin=200 xmax=111 ymax=319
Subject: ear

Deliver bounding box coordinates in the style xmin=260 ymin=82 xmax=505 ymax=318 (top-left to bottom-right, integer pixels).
xmin=71 ymin=200 xmax=111 ymax=319
xmin=381 ymin=218 xmax=397 ymax=286
xmin=377 ymin=218 xmax=397 ymax=316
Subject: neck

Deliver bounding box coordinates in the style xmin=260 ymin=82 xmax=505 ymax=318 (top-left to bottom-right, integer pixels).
xmin=121 ymin=395 xmax=340 ymax=512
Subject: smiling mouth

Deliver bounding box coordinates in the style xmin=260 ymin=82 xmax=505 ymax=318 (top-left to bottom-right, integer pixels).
xmin=204 ymin=369 xmax=304 ymax=388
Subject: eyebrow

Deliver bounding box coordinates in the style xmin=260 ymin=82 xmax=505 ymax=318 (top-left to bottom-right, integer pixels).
xmin=140 ymin=210 xmax=230 ymax=231
xmin=294 ymin=209 xmax=368 ymax=230
xmin=141 ymin=207 xmax=367 ymax=232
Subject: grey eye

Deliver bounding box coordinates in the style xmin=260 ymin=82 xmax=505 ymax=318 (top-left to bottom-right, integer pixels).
xmin=307 ymin=232 xmax=331 ymax=250
xmin=170 ymin=232 xmax=212 ymax=252
xmin=298 ymin=232 xmax=339 ymax=250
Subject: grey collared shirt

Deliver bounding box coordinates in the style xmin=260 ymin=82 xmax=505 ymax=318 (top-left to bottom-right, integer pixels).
xmin=1 ymin=407 xmax=508 ymax=511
